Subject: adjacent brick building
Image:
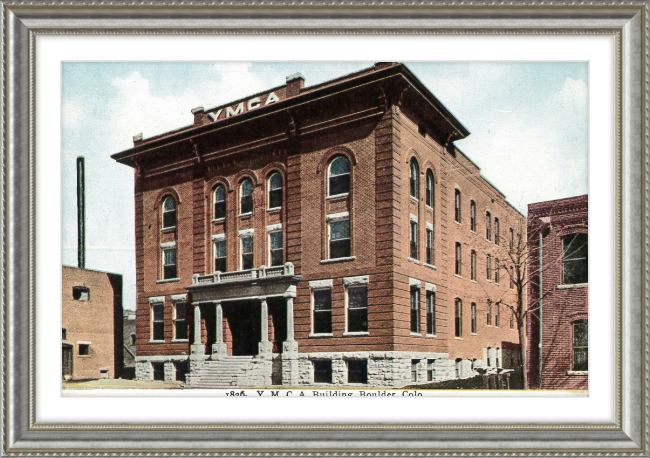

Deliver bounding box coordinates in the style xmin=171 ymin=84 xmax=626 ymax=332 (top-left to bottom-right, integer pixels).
xmin=112 ymin=63 xmax=525 ymax=388
xmin=62 ymin=266 xmax=124 ymax=380
xmin=526 ymin=195 xmax=588 ymax=390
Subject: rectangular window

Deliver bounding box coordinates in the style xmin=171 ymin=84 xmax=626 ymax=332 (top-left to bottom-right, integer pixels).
xmin=174 ymin=303 xmax=187 ymax=340
xmin=130 ymin=333 xmax=136 ymax=346
xmin=72 ymin=286 xmax=90 ymax=301
xmin=79 ymin=343 xmax=89 ymax=356
xmin=470 ymin=200 xmax=476 ymax=232
xmin=313 ymin=360 xmax=333 ymax=383
xmin=313 ymin=289 xmax=332 ymax=334
xmin=269 ymin=231 xmax=283 ymax=267
xmin=486 ymin=255 xmax=492 ymax=280
xmin=329 ymin=219 xmax=351 ymax=259
xmin=427 ymin=359 xmax=434 ymax=382
xmin=486 ymin=212 xmax=492 ymax=241
xmin=495 ymin=258 xmax=500 ymax=284
xmin=418 ymin=123 xmax=426 ymax=137
xmin=471 ymin=251 xmax=477 ymax=281
xmin=510 ymin=310 xmax=516 ymax=330
xmin=174 ymin=361 xmax=188 ymax=382
xmin=487 ymin=300 xmax=493 ymax=326
xmin=410 ymin=221 xmax=418 ymax=260
xmin=214 ymin=239 xmax=227 ymax=273
xmin=495 ymin=218 xmax=500 ymax=245
xmin=572 ymin=320 xmax=588 ymax=371
xmin=411 ymin=360 xmax=419 ymax=382
xmin=426 ymin=291 xmax=435 ymax=335
xmin=426 ymin=228 xmax=433 ymax=265
xmin=152 ymin=362 xmax=165 ymax=381
xmin=510 ymin=227 xmax=515 ymax=252
xmin=241 ymin=236 xmax=254 ymax=270
xmin=152 ymin=303 xmax=164 ymax=341
xmin=347 ymin=286 xmax=368 ymax=333
xmin=495 ymin=302 xmax=501 ymax=327
xmin=348 ymin=359 xmax=368 ymax=384
xmin=62 ymin=328 xmax=67 ymax=340
xmin=410 ymin=286 xmax=419 ymax=333
xmin=163 ymin=248 xmax=177 ymax=279
xmin=563 ymin=233 xmax=588 ymax=285
xmin=471 ymin=302 xmax=477 ymax=334
xmin=455 ymin=298 xmax=463 ymax=338
xmin=455 ymin=189 xmax=461 ymax=223
xmin=455 ymin=242 xmax=462 ymax=276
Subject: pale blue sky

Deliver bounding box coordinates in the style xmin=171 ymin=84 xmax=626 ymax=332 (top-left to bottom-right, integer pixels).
xmin=62 ymin=62 xmax=588 ymax=310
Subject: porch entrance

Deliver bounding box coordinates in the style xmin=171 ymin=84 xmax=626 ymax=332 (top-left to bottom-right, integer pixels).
xmin=224 ymin=301 xmax=260 ymax=356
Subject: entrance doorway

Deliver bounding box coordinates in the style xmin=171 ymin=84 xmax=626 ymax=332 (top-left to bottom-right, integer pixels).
xmin=224 ymin=301 xmax=260 ymax=356
xmin=62 ymin=344 xmax=73 ymax=379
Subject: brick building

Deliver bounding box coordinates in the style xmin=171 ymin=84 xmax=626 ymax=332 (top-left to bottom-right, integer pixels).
xmin=526 ymin=195 xmax=588 ymax=390
xmin=62 ymin=266 xmax=124 ymax=380
xmin=112 ymin=63 xmax=525 ymax=388
xmin=123 ymin=310 xmax=137 ymax=379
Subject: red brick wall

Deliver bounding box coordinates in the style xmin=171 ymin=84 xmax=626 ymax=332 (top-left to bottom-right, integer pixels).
xmin=62 ymin=266 xmax=122 ymax=380
xmin=527 ymin=195 xmax=588 ymax=390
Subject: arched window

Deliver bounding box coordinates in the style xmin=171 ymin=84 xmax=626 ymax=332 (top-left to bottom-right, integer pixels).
xmin=240 ymin=178 xmax=253 ymax=215
xmin=495 ymin=258 xmax=500 ymax=284
xmin=455 ymin=189 xmax=462 ymax=223
xmin=470 ymin=200 xmax=477 ymax=232
xmin=426 ymin=170 xmax=434 ymax=207
xmin=328 ymin=156 xmax=350 ymax=196
xmin=455 ymin=242 xmax=462 ymax=276
xmin=471 ymin=250 xmax=477 ymax=281
xmin=454 ymin=298 xmax=463 ymax=338
xmin=268 ymin=172 xmax=283 ymax=210
xmin=494 ymin=218 xmax=500 ymax=245
xmin=486 ymin=254 xmax=492 ymax=280
xmin=410 ymin=158 xmax=419 ymax=199
xmin=486 ymin=211 xmax=492 ymax=241
xmin=213 ymin=185 xmax=226 ymax=220
xmin=162 ymin=196 xmax=176 ymax=229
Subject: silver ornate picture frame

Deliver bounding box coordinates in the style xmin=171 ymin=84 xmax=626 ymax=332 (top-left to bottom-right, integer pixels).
xmin=3 ymin=1 xmax=647 ymax=455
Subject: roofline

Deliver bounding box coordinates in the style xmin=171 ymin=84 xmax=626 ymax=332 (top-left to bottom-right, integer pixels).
xmin=111 ymin=62 xmax=470 ymax=162
xmin=62 ymin=264 xmax=124 ymax=278
xmin=528 ymin=194 xmax=589 ymax=210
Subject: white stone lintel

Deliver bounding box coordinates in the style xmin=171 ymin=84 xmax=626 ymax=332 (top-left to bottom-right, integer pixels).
xmin=160 ymin=241 xmax=176 ymax=249
xmin=426 ymin=222 xmax=434 ymax=230
xmin=425 ymin=282 xmax=436 ymax=292
xmin=409 ymin=278 xmax=422 ymax=288
xmin=171 ymin=294 xmax=188 ymax=302
xmin=309 ymin=279 xmax=333 ymax=289
xmin=212 ymin=233 xmax=226 ymax=242
xmin=238 ymin=228 xmax=254 ymax=237
xmin=266 ymin=223 xmax=282 ymax=232
xmin=148 ymin=296 xmax=165 ymax=304
xmin=343 ymin=275 xmax=369 ymax=286
xmin=410 ymin=213 xmax=418 ymax=223
xmin=326 ymin=212 xmax=349 ymax=222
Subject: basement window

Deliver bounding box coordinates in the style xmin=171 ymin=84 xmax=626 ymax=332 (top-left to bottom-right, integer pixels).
xmin=348 ymin=359 xmax=368 ymax=384
xmin=152 ymin=362 xmax=165 ymax=381
xmin=313 ymin=360 xmax=332 ymax=384
xmin=72 ymin=286 xmax=90 ymax=301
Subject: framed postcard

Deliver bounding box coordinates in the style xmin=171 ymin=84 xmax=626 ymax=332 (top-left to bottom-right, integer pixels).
xmin=3 ymin=1 xmax=647 ymax=455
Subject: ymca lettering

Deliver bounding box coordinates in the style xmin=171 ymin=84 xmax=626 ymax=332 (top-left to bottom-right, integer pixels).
xmin=207 ymin=92 xmax=280 ymax=122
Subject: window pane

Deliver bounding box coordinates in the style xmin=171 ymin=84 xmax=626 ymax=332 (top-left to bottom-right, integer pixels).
xmin=271 ymin=250 xmax=283 ymax=267
xmin=426 ymin=171 xmax=434 ymax=206
xmin=563 ymin=233 xmax=588 ymax=284
xmin=242 ymin=237 xmax=253 ymax=253
xmin=164 ymin=265 xmax=177 ymax=279
xmin=153 ymin=304 xmax=164 ymax=321
xmin=164 ymin=249 xmax=176 ymax=265
xmin=314 ymin=311 xmax=332 ymax=334
xmin=270 ymin=232 xmax=283 ymax=250
xmin=153 ymin=322 xmax=164 ymax=341
xmin=348 ymin=360 xmax=367 ymax=384
xmin=175 ymin=321 xmax=188 ymax=340
xmin=313 ymin=360 xmax=333 ymax=383
xmin=241 ymin=179 xmax=253 ymax=196
xmin=269 ymin=189 xmax=282 ymax=209
xmin=330 ymin=240 xmax=351 ymax=259
xmin=175 ymin=303 xmax=186 ymax=320
xmin=163 ymin=197 xmax=175 ymax=211
xmin=215 ymin=240 xmax=227 ymax=258
xmin=348 ymin=286 xmax=367 ymax=309
xmin=314 ymin=289 xmax=332 ymax=311
xmin=348 ymin=308 xmax=367 ymax=332
xmin=329 ymin=174 xmax=350 ymax=196
xmin=410 ymin=159 xmax=419 ymax=198
xmin=241 ymin=195 xmax=253 ymax=214
xmin=573 ymin=320 xmax=588 ymax=346
xmin=163 ymin=211 xmax=176 ymax=228
xmin=215 ymin=257 xmax=227 ymax=273
xmin=330 ymin=220 xmax=350 ymax=240
xmin=330 ymin=156 xmax=350 ymax=176
xmin=269 ymin=173 xmax=282 ymax=190
xmin=215 ymin=185 xmax=225 ymax=202
xmin=242 ymin=254 xmax=254 ymax=270
xmin=214 ymin=201 xmax=226 ymax=219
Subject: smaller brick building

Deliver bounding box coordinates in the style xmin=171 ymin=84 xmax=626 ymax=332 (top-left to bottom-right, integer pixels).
xmin=62 ymin=266 xmax=124 ymax=380
xmin=526 ymin=195 xmax=588 ymax=390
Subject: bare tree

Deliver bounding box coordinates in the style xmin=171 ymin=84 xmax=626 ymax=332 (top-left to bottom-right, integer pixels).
xmin=476 ymin=214 xmax=587 ymax=389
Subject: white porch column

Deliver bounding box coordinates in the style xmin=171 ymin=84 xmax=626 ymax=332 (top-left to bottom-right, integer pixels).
xmin=258 ymin=297 xmax=272 ymax=356
xmin=191 ymin=303 xmax=204 ymax=356
xmin=212 ymin=301 xmax=227 ymax=357
xmin=286 ymin=296 xmax=295 ymax=341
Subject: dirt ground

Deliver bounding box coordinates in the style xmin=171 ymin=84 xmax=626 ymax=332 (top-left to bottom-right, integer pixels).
xmin=62 ymin=379 xmax=184 ymax=390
